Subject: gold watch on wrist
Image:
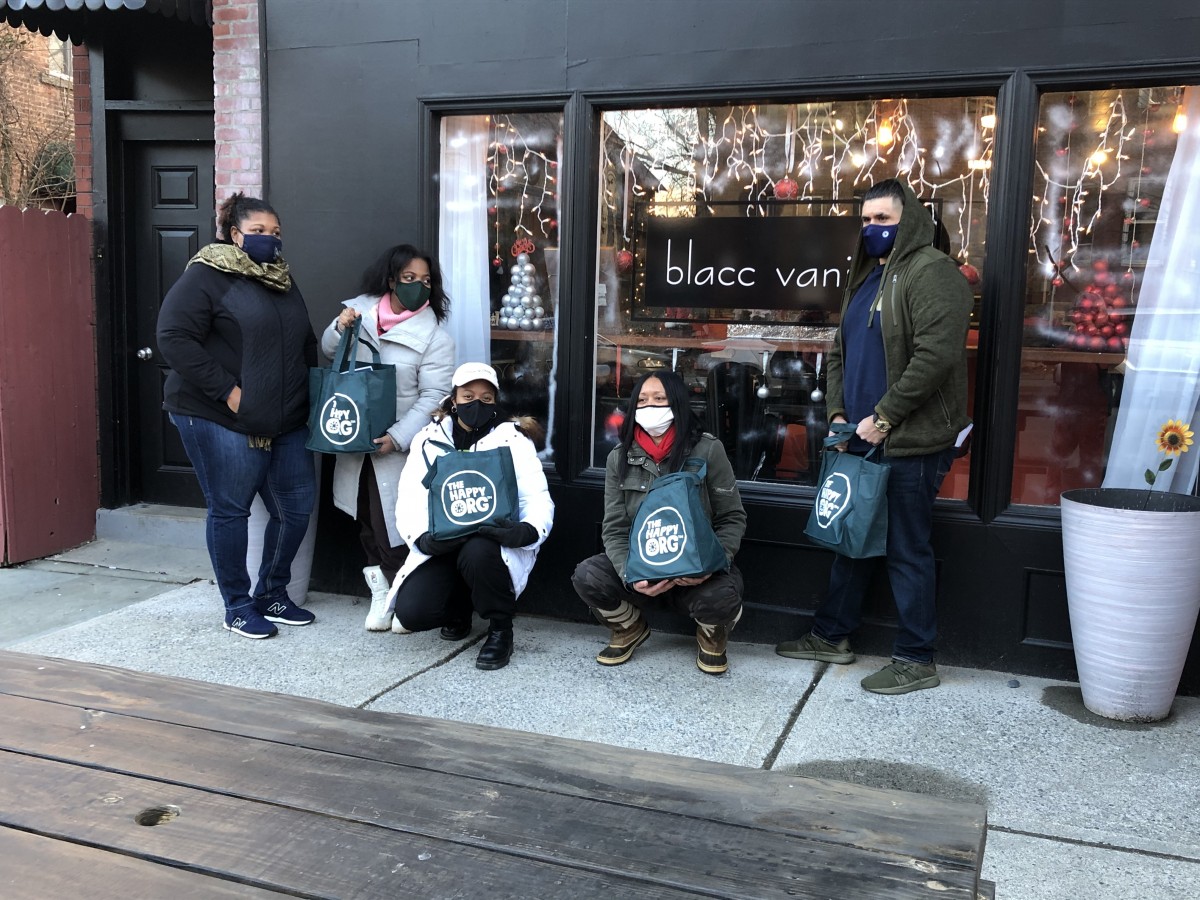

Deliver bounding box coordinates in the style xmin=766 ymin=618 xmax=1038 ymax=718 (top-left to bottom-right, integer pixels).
xmin=872 ymin=416 xmax=892 ymax=434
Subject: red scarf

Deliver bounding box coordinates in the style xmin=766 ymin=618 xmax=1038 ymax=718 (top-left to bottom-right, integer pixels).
xmin=634 ymin=424 xmax=676 ymax=464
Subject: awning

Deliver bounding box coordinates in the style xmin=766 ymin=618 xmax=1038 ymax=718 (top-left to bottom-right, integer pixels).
xmin=0 ymin=0 xmax=210 ymax=40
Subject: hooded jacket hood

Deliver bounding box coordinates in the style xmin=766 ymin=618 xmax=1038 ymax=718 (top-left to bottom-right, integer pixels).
xmin=846 ymin=180 xmax=935 ymax=294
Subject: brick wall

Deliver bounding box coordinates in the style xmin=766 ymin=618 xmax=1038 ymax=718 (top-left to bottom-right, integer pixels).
xmin=212 ymin=0 xmax=264 ymax=222
xmin=72 ymin=42 xmax=91 ymax=219
xmin=0 ymin=24 xmax=75 ymax=208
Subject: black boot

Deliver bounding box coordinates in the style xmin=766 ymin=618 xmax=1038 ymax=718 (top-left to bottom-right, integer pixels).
xmin=475 ymin=626 xmax=513 ymax=670
xmin=439 ymin=616 xmax=472 ymax=641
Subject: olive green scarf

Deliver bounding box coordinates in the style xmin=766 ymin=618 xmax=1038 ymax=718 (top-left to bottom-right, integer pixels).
xmin=187 ymin=242 xmax=292 ymax=292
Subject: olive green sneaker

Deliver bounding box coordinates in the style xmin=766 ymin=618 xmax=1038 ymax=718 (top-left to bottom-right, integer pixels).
xmin=860 ymin=660 xmax=940 ymax=695
xmin=774 ymin=631 xmax=855 ymax=664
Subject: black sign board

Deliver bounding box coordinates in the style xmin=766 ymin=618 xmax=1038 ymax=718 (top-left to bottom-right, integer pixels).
xmin=635 ymin=202 xmax=861 ymax=321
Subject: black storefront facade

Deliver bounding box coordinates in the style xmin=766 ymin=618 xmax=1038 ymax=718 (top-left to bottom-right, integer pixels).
xmin=63 ymin=1 xmax=1196 ymax=690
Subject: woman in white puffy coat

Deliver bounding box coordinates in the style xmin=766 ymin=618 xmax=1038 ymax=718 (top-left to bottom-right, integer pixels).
xmin=320 ymin=244 xmax=455 ymax=630
xmin=384 ymin=362 xmax=554 ymax=670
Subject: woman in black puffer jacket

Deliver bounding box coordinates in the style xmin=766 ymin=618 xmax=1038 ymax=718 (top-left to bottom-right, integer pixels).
xmin=157 ymin=192 xmax=317 ymax=640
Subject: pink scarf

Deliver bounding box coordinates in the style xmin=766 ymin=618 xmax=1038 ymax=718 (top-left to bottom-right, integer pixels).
xmin=375 ymin=294 xmax=430 ymax=335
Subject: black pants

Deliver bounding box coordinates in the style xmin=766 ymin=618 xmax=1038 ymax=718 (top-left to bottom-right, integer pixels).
xmin=356 ymin=455 xmax=408 ymax=584
xmin=393 ymin=536 xmax=516 ymax=632
xmin=571 ymin=553 xmax=743 ymax=626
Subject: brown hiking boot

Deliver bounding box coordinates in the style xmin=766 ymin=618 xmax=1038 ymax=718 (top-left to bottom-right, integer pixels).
xmin=593 ymin=601 xmax=650 ymax=666
xmin=696 ymin=623 xmax=729 ymax=675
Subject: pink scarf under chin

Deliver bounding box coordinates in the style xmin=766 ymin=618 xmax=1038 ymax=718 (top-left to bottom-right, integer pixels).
xmin=375 ymin=295 xmax=429 ymax=334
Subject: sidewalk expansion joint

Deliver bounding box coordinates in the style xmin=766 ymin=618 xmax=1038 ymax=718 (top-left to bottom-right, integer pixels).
xmin=356 ymin=634 xmax=487 ymax=709
xmin=761 ymin=662 xmax=827 ymax=770
xmin=988 ymin=825 xmax=1200 ymax=865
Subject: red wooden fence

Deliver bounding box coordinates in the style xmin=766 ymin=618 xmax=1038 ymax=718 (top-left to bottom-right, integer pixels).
xmin=0 ymin=206 xmax=97 ymax=564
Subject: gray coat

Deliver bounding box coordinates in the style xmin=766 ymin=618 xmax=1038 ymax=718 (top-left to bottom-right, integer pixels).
xmin=320 ymin=296 xmax=455 ymax=547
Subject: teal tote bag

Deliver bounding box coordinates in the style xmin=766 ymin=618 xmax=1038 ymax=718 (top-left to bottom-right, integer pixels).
xmin=421 ymin=438 xmax=520 ymax=540
xmin=624 ymin=458 xmax=729 ymax=585
xmin=306 ymin=317 xmax=398 ymax=454
xmin=804 ymin=424 xmax=890 ymax=558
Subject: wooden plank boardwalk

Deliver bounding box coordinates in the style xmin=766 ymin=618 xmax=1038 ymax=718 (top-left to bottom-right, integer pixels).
xmin=0 ymin=650 xmax=994 ymax=898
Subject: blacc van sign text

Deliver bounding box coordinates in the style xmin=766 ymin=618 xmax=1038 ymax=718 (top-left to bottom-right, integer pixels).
xmin=638 ymin=210 xmax=860 ymax=317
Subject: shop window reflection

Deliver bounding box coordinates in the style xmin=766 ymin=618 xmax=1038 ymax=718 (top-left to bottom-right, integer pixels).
xmin=1014 ymin=86 xmax=1195 ymax=505
xmin=438 ymin=111 xmax=563 ymax=462
xmin=593 ymin=98 xmax=994 ymax=495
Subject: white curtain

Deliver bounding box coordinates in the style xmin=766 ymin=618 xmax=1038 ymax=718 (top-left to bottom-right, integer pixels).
xmin=438 ymin=116 xmax=492 ymax=366
xmin=1103 ymin=86 xmax=1200 ymax=493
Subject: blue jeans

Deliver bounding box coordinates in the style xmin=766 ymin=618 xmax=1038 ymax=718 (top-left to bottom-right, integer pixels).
xmin=812 ymin=446 xmax=956 ymax=664
xmin=170 ymin=415 xmax=315 ymax=615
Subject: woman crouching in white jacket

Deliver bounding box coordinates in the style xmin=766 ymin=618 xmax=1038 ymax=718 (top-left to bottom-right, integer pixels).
xmin=384 ymin=362 xmax=554 ymax=670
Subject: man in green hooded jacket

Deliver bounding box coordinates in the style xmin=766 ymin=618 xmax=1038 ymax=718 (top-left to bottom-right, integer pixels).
xmin=776 ymin=178 xmax=972 ymax=694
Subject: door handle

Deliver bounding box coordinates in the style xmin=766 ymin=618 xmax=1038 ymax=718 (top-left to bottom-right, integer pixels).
xmin=137 ymin=347 xmax=154 ymax=361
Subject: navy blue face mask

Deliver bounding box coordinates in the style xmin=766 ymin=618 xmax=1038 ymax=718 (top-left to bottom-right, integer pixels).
xmin=240 ymin=233 xmax=283 ymax=265
xmin=862 ymin=223 xmax=897 ymax=259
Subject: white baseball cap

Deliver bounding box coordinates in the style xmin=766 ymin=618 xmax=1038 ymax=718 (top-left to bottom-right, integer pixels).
xmin=452 ymin=362 xmax=499 ymax=390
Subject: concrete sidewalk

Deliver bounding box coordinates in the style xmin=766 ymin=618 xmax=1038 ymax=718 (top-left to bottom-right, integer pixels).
xmin=2 ymin=539 xmax=1198 ymax=899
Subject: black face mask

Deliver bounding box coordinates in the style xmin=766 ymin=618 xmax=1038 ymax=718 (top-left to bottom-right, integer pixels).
xmin=393 ymin=281 xmax=431 ymax=312
xmin=454 ymin=399 xmax=499 ymax=430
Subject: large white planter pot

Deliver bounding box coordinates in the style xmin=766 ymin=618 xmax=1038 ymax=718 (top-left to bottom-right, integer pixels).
xmin=246 ymin=453 xmax=321 ymax=606
xmin=1061 ymin=488 xmax=1200 ymax=722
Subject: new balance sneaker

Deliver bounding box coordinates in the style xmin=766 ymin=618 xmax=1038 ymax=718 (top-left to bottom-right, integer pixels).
xmin=223 ymin=609 xmax=278 ymax=640
xmin=775 ymin=631 xmax=856 ymax=664
xmin=258 ymin=596 xmax=316 ymax=626
xmin=860 ymin=660 xmax=941 ymax=695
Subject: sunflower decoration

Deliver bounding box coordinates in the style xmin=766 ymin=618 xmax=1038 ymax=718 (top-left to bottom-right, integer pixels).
xmin=1145 ymin=419 xmax=1194 ymax=486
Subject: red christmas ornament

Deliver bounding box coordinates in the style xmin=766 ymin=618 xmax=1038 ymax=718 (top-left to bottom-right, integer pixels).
xmin=1139 ymin=197 xmax=1152 ymax=208
xmin=1052 ymin=276 xmax=1065 ymax=287
xmin=958 ymin=262 xmax=981 ymax=286
xmin=1121 ymin=270 xmax=1136 ymax=282
xmin=773 ymin=177 xmax=800 ymax=200
xmin=616 ymin=249 xmax=635 ymax=273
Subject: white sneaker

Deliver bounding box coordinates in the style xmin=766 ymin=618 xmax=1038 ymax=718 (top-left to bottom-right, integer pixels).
xmin=365 ymin=595 xmax=394 ymax=631
xmin=391 ymin=615 xmax=413 ymax=635
xmin=363 ymin=566 xmax=393 ymax=631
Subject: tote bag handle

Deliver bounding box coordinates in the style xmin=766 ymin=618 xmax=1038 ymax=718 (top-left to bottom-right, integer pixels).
xmin=335 ymin=316 xmax=383 ymax=374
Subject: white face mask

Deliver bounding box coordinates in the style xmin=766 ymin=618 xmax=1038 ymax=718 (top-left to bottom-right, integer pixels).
xmin=635 ymin=405 xmax=675 ymax=437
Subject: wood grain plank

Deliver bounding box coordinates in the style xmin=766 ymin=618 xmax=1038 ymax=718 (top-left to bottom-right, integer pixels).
xmin=0 ymin=753 xmax=706 ymax=900
xmin=0 ymin=691 xmax=981 ymax=899
xmin=0 ymin=825 xmax=286 ymax=899
xmin=0 ymin=651 xmax=987 ymax=872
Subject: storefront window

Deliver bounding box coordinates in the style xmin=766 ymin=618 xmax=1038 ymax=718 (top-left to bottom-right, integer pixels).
xmin=593 ymin=98 xmax=994 ymax=495
xmin=1014 ymin=86 xmax=1199 ymax=505
xmin=438 ymin=111 xmax=564 ymax=460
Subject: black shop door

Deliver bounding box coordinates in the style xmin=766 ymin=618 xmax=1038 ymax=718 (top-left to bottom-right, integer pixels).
xmin=126 ymin=138 xmax=214 ymax=506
